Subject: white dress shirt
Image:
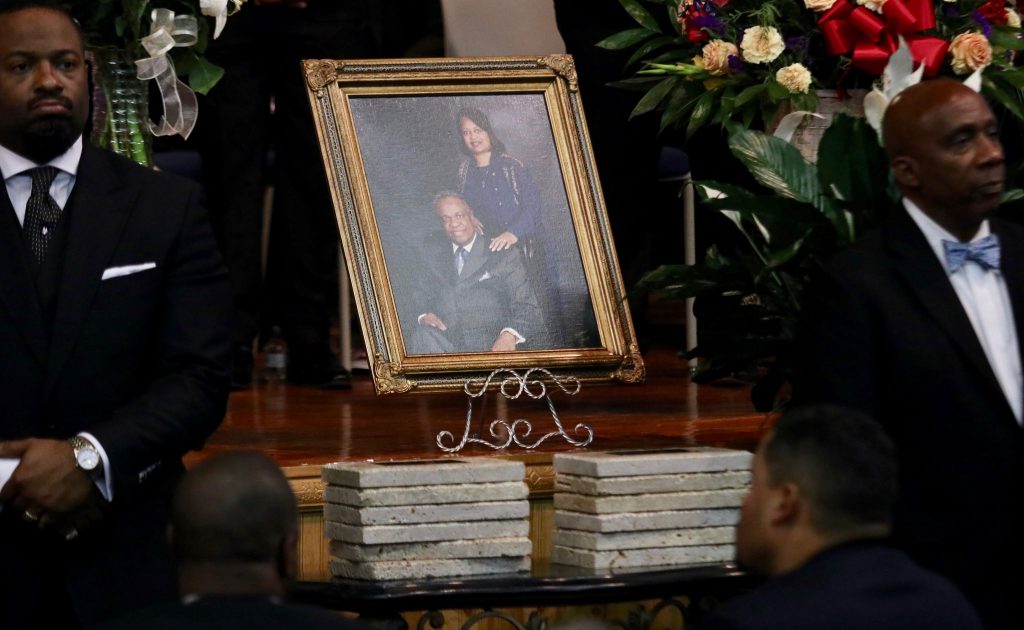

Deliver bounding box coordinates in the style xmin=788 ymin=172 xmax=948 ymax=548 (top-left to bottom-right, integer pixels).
xmin=905 ymin=199 xmax=1023 ymax=425
xmin=0 ymin=136 xmax=114 ymax=499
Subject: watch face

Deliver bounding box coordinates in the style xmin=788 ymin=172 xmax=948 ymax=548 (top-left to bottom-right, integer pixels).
xmin=77 ymin=449 xmax=100 ymax=471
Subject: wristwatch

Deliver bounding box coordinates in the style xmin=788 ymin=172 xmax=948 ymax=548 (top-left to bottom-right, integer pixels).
xmin=69 ymin=436 xmax=100 ymax=472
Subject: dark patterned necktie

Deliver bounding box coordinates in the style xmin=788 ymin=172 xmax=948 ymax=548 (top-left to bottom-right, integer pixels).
xmin=23 ymin=166 xmax=62 ymax=264
xmin=455 ymin=246 xmax=468 ymax=275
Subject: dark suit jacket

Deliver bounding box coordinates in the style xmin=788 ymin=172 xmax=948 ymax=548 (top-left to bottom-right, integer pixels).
xmin=699 ymin=541 xmax=984 ymax=630
xmin=100 ymin=595 xmax=367 ymax=630
xmin=0 ymin=145 xmax=233 ymax=628
xmin=793 ymin=209 xmax=1024 ymax=629
xmin=411 ymin=234 xmax=544 ymax=352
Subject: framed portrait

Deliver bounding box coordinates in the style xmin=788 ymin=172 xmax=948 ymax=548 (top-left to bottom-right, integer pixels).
xmin=304 ymin=55 xmax=644 ymax=395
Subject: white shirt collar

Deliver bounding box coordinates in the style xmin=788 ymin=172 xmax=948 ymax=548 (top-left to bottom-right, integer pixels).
xmin=0 ymin=135 xmax=83 ymax=180
xmin=451 ymin=233 xmax=477 ymax=253
xmin=902 ymin=198 xmax=991 ymax=273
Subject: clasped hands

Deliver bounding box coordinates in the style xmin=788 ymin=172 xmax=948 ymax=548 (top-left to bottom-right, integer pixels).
xmin=469 ymin=217 xmax=518 ymax=252
xmin=420 ymin=315 xmax=518 ymax=352
xmin=0 ymin=438 xmax=105 ymax=540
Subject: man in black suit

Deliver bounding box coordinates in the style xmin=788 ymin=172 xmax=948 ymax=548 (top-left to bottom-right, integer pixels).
xmin=701 ymin=405 xmax=984 ymax=630
xmin=408 ymin=192 xmax=544 ymax=354
xmin=0 ymin=2 xmax=232 ymax=627
xmin=103 ymin=451 xmax=364 ymax=630
xmin=794 ymin=79 xmax=1024 ymax=629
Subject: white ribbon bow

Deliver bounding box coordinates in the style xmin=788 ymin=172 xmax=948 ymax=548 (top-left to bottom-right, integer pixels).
xmin=135 ymin=9 xmax=200 ymax=139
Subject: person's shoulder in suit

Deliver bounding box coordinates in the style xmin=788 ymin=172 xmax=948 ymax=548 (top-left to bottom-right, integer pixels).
xmin=99 ymin=596 xmax=368 ymax=630
xmin=698 ymin=542 xmax=984 ymax=630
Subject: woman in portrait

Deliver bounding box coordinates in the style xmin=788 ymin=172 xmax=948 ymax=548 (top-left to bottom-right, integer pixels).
xmin=454 ymin=107 xmax=544 ymax=253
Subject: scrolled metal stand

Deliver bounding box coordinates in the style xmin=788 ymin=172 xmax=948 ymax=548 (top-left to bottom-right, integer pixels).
xmin=436 ymin=368 xmax=593 ymax=453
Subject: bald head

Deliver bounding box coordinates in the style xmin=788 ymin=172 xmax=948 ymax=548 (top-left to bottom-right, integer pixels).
xmin=883 ymin=79 xmax=982 ymax=158
xmin=881 ymin=79 xmax=1004 ymax=241
xmin=172 ymin=451 xmax=297 ymax=565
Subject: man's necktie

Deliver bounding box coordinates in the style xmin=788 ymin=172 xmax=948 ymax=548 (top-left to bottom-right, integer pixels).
xmin=455 ymin=246 xmax=468 ymax=275
xmin=942 ymin=234 xmax=1001 ymax=273
xmin=23 ymin=166 xmax=62 ymax=265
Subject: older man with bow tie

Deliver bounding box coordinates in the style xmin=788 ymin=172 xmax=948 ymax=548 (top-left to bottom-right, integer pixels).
xmin=794 ymin=78 xmax=1024 ymax=630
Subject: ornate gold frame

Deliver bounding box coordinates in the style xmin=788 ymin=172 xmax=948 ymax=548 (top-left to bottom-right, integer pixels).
xmin=303 ymin=56 xmax=644 ymax=395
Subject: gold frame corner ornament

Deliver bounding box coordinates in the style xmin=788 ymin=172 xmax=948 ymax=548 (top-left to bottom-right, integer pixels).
xmin=614 ymin=344 xmax=646 ymax=384
xmin=373 ymin=354 xmax=415 ymax=394
xmin=538 ymin=54 xmax=578 ymax=92
xmin=303 ymin=59 xmax=340 ymax=99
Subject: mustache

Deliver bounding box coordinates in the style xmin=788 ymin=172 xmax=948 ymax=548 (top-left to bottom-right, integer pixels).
xmin=28 ymin=94 xmax=74 ymax=111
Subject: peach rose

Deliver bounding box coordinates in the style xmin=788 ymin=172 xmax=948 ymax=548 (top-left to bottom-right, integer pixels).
xmin=804 ymin=0 xmax=838 ymax=11
xmin=776 ymin=63 xmax=812 ymax=94
xmin=702 ymin=39 xmax=739 ymax=75
xmin=740 ymin=26 xmax=785 ymax=64
xmin=949 ymin=31 xmax=993 ymax=75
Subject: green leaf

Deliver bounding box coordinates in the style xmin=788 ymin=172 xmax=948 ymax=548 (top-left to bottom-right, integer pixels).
xmin=607 ymin=76 xmax=665 ymax=91
xmin=990 ymin=27 xmax=1024 ymax=51
xmin=596 ymin=28 xmax=655 ymax=50
xmin=1002 ymin=188 xmax=1024 ymax=203
xmin=626 ymin=35 xmax=676 ymax=68
xmin=719 ymin=86 xmax=737 ymax=120
xmin=686 ymin=91 xmax=716 ymax=139
xmin=983 ymin=76 xmax=1024 ymax=121
xmin=765 ymin=79 xmax=789 ymax=102
xmin=734 ymin=83 xmax=766 ymax=108
xmin=741 ymin=105 xmax=756 ymax=129
xmin=650 ymin=49 xmax=693 ymax=64
xmin=186 ymin=55 xmax=224 ymax=95
xmin=993 ymin=68 xmax=1024 ymax=89
xmin=629 ymin=76 xmax=679 ymax=119
xmin=618 ymin=0 xmax=661 ymax=31
xmin=817 ymin=114 xmax=890 ymax=209
xmin=659 ymin=84 xmax=693 ymax=131
xmin=728 ymin=130 xmax=821 ymax=204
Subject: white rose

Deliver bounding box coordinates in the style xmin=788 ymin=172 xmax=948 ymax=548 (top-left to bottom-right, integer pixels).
xmin=856 ymin=0 xmax=888 ymax=12
xmin=776 ymin=63 xmax=812 ymax=94
xmin=804 ymin=0 xmax=838 ymax=11
xmin=1008 ymin=9 xmax=1021 ymax=28
xmin=702 ymin=40 xmax=739 ymax=76
xmin=949 ymin=31 xmax=993 ymax=75
xmin=740 ymin=26 xmax=785 ymax=64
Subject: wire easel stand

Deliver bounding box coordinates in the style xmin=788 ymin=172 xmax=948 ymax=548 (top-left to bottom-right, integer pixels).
xmin=436 ymin=368 xmax=593 ymax=453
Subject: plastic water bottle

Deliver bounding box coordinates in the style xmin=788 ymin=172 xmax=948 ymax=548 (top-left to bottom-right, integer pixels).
xmin=263 ymin=327 xmax=288 ymax=383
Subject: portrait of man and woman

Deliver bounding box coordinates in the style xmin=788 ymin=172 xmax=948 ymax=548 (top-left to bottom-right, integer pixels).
xmin=349 ymin=93 xmax=599 ymax=356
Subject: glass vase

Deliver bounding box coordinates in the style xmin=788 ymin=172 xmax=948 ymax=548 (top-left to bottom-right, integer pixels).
xmin=89 ymin=48 xmax=153 ymax=168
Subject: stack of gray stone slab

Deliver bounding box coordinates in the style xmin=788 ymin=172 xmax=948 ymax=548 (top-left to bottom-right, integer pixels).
xmin=322 ymin=457 xmax=532 ymax=580
xmin=551 ymin=448 xmax=752 ymax=570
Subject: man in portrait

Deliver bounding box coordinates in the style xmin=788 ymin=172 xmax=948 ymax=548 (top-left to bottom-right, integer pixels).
xmin=407 ymin=192 xmax=544 ymax=354
xmin=0 ymin=1 xmax=232 ymax=627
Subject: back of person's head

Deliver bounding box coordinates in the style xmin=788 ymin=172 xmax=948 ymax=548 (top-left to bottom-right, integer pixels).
xmin=172 ymin=451 xmax=297 ymax=568
xmin=764 ymin=405 xmax=898 ymax=537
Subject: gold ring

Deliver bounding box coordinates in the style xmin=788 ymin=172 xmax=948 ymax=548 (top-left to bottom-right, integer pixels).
xmin=22 ymin=510 xmax=39 ymax=523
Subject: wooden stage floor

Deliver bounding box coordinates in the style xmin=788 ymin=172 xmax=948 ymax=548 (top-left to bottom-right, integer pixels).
xmin=185 ymin=348 xmax=772 ymax=471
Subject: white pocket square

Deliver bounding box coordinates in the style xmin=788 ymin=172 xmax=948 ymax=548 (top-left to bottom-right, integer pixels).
xmin=478 ymin=271 xmax=492 ymax=281
xmin=102 ymin=262 xmax=156 ymax=280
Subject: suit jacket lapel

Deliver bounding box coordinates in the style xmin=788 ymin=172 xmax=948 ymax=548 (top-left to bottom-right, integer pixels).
xmin=885 ymin=209 xmax=1011 ymax=414
xmin=45 ymin=146 xmax=134 ymax=397
xmin=0 ymin=171 xmax=47 ymax=365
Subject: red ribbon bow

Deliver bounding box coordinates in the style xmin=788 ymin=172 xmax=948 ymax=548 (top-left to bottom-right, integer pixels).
xmin=819 ymin=0 xmax=949 ymax=76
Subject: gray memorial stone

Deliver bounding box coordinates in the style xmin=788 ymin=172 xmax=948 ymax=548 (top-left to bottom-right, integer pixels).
xmin=325 ymin=518 xmax=530 ymax=544
xmin=329 ymin=556 xmax=531 ymax=580
xmin=554 ymin=448 xmax=752 ymax=478
xmin=324 ymin=500 xmax=529 ymax=526
xmin=322 ymin=457 xmax=524 ymax=488
xmin=555 ymin=471 xmax=751 ymax=496
xmin=329 ymin=537 xmax=532 ymax=562
xmin=551 ymin=543 xmax=734 ymax=569
xmin=552 ymin=526 xmax=735 ymax=551
xmin=554 ymin=489 xmax=745 ymax=514
xmin=324 ymin=481 xmax=528 ymax=507
xmin=554 ymin=508 xmax=739 ymax=533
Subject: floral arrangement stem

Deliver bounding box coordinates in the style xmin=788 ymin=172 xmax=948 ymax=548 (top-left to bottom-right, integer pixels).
xmin=89 ymin=48 xmax=153 ymax=168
